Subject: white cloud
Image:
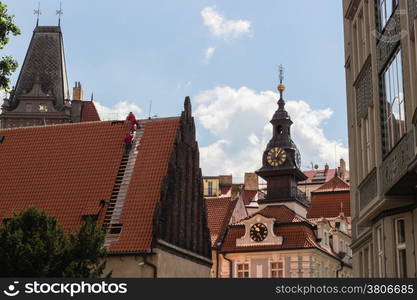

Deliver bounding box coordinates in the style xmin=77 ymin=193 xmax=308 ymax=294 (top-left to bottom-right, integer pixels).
xmin=203 ymin=47 xmax=216 ymax=63
xmin=201 ymin=6 xmax=252 ymax=40
xmin=94 ymin=101 xmax=142 ymax=121
xmin=194 ymin=86 xmax=348 ymax=178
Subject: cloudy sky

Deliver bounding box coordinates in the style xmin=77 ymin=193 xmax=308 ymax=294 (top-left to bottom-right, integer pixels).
xmin=2 ymin=0 xmax=348 ymax=181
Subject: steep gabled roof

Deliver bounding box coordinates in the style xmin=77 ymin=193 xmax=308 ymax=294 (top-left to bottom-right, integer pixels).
xmin=0 ymin=117 xmax=180 ymax=253
xmin=312 ymin=175 xmax=350 ymax=193
xmin=108 ymin=118 xmax=180 ymax=253
xmin=242 ymin=190 xmax=257 ymax=206
xmin=81 ymin=101 xmax=101 ymax=122
xmin=307 ymin=177 xmax=351 ymax=218
xmin=205 ymin=197 xmax=237 ymax=247
xmin=299 ymin=169 xmax=337 ymax=185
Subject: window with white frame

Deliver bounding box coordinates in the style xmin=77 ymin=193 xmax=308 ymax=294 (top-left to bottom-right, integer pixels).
xmin=377 ymin=0 xmax=399 ymax=31
xmin=382 ymin=49 xmax=406 ymax=154
xmin=376 ymin=225 xmax=385 ymax=277
xmin=270 ymin=261 xmax=284 ymax=278
xmin=236 ymin=263 xmax=249 ymax=278
xmin=207 ymin=181 xmax=213 ymax=196
xmin=395 ymin=219 xmax=407 ymax=277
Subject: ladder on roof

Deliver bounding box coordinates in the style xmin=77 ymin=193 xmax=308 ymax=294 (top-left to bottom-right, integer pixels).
xmin=103 ymin=123 xmax=146 ymax=248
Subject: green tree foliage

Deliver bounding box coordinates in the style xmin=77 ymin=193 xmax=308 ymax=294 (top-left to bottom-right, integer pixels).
xmin=0 ymin=1 xmax=20 ymax=92
xmin=0 ymin=207 xmax=108 ymax=277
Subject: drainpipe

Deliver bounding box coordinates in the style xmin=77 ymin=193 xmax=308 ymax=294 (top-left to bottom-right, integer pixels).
xmin=216 ymin=250 xmax=220 ymax=278
xmin=141 ymin=254 xmax=157 ymax=278
xmin=223 ymin=254 xmax=233 ymax=278
xmin=336 ymin=261 xmax=344 ymax=278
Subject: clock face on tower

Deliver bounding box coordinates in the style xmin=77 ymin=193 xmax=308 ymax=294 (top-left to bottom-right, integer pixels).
xmin=267 ymin=147 xmax=287 ymax=167
xmin=250 ymin=223 xmax=268 ymax=242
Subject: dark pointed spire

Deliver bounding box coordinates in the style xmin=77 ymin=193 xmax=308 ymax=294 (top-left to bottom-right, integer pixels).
xmin=272 ymin=65 xmax=290 ymax=122
xmin=10 ymin=24 xmax=68 ymax=110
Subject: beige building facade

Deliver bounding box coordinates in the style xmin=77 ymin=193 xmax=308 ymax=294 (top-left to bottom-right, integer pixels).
xmin=343 ymin=0 xmax=417 ymax=277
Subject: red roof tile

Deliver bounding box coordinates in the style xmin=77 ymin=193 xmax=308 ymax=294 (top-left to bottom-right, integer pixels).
xmin=108 ymin=118 xmax=180 ymax=253
xmin=313 ymin=176 xmax=350 ymax=193
xmin=307 ymin=190 xmax=351 ymax=218
xmin=220 ymin=223 xmax=321 ymax=252
xmin=81 ymin=101 xmax=100 ymax=122
xmin=220 ymin=186 xmax=232 ymax=196
xmin=0 ymin=118 xmax=181 ymax=254
xmin=205 ymin=197 xmax=236 ymax=247
xmin=299 ymin=169 xmax=336 ymax=185
xmin=242 ymin=190 xmax=257 ymax=205
xmin=0 ymin=121 xmax=129 ymax=231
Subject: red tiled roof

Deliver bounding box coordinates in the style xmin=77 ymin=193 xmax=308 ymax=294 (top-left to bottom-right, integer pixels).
xmin=307 ymin=190 xmax=351 ymax=218
xmin=313 ymin=176 xmax=350 ymax=193
xmin=205 ymin=197 xmax=236 ymax=247
xmin=299 ymin=169 xmax=336 ymax=184
xmin=0 ymin=118 xmax=181 ymax=254
xmin=108 ymin=118 xmax=180 ymax=253
xmin=220 ymin=223 xmax=321 ymax=252
xmin=242 ymin=190 xmax=257 ymax=205
xmin=220 ymin=186 xmax=232 ymax=196
xmin=81 ymin=101 xmax=100 ymax=122
xmin=0 ymin=121 xmax=129 ymax=231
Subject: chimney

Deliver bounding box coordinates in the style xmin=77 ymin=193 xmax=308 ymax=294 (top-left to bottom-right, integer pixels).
xmin=244 ymin=173 xmax=258 ymax=191
xmin=339 ymin=158 xmax=346 ymax=178
xmin=72 ymin=81 xmax=84 ymax=101
xmin=219 ymin=175 xmax=232 ymax=186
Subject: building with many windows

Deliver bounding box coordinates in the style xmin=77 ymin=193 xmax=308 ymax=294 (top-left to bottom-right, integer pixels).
xmin=342 ymin=0 xmax=417 ymax=277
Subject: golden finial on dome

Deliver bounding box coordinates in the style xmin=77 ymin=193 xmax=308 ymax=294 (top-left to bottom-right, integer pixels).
xmin=278 ymin=83 xmax=285 ymax=92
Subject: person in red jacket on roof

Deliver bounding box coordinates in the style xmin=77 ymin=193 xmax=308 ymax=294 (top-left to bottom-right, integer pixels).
xmin=124 ymin=133 xmax=133 ymax=154
xmin=126 ymin=112 xmax=140 ymax=131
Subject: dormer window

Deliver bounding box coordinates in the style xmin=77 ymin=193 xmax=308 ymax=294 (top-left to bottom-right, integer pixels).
xmin=277 ymin=125 xmax=283 ymax=135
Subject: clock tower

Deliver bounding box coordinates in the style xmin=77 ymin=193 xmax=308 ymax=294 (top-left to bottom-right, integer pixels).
xmin=256 ymin=66 xmax=308 ymax=215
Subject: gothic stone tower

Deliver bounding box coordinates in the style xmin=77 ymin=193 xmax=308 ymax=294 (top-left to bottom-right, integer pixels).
xmin=0 ymin=25 xmax=99 ymax=128
xmin=256 ymin=68 xmax=308 ymax=216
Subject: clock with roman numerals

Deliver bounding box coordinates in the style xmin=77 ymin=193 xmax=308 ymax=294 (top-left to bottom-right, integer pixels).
xmin=267 ymin=147 xmax=287 ymax=167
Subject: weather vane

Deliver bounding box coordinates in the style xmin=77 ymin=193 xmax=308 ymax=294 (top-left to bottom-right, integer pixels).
xmin=33 ymin=3 xmax=41 ymax=26
xmin=279 ymin=65 xmax=284 ymax=84
xmin=56 ymin=2 xmax=63 ymax=26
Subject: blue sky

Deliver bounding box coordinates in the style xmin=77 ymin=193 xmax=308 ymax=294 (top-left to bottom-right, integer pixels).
xmin=2 ymin=0 xmax=348 ymax=179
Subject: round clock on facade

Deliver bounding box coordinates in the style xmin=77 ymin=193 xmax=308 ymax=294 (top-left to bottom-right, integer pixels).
xmin=250 ymin=223 xmax=268 ymax=242
xmin=267 ymin=147 xmax=287 ymax=167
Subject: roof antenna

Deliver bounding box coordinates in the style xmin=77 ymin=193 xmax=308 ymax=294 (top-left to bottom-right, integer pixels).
xmin=148 ymin=100 xmax=152 ymax=120
xmin=56 ymin=1 xmax=63 ymax=26
xmin=90 ymin=92 xmax=94 ymax=101
xmin=33 ymin=2 xmax=41 ymax=26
